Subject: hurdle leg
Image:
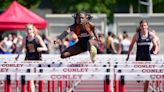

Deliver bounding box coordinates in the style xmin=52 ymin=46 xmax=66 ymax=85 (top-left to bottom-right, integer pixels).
xmin=6 ymin=75 xmax=11 ymax=92
xmin=105 ymin=80 xmax=110 ymax=92
xmin=15 ymin=80 xmax=19 ymax=92
xmin=144 ymin=81 xmax=149 ymax=92
xmin=60 ymin=80 xmax=62 ymax=92
xmin=27 ymin=80 xmax=31 ymax=92
xmin=104 ymin=80 xmax=106 ymax=92
xmin=38 ymin=80 xmax=44 ymax=92
xmin=52 ymin=80 xmax=55 ymax=92
xmin=21 ymin=76 xmax=26 ymax=92
xmin=156 ymin=80 xmax=161 ymax=92
xmin=4 ymin=80 xmax=7 ymax=92
xmin=48 ymin=80 xmax=51 ymax=92
xmin=119 ymin=76 xmax=125 ymax=92
xmin=58 ymin=80 xmax=62 ymax=92
xmin=65 ymin=80 xmax=68 ymax=92
xmin=114 ymin=80 xmax=119 ymax=92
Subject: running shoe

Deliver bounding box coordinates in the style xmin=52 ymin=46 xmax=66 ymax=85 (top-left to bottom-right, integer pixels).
xmin=90 ymin=45 xmax=97 ymax=63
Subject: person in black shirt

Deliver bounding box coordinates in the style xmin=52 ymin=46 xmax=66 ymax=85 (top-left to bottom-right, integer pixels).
xmin=126 ymin=19 xmax=158 ymax=92
xmin=16 ymin=24 xmax=48 ymax=60
xmin=15 ymin=24 xmax=47 ymax=92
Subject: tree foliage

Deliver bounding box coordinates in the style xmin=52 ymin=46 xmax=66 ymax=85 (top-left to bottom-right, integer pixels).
xmin=153 ymin=0 xmax=164 ymax=13
xmin=115 ymin=0 xmax=164 ymax=13
xmin=0 ymin=0 xmax=40 ymax=10
xmin=0 ymin=0 xmax=164 ymax=23
xmin=46 ymin=0 xmax=116 ymax=23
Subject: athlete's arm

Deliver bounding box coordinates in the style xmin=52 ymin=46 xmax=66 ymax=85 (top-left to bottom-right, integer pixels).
xmin=54 ymin=27 xmax=72 ymax=45
xmin=57 ymin=27 xmax=71 ymax=40
xmin=150 ymin=32 xmax=158 ymax=55
xmin=90 ymin=22 xmax=100 ymax=41
xmin=36 ymin=35 xmax=48 ymax=52
xmin=126 ymin=33 xmax=138 ymax=61
xmin=15 ymin=38 xmax=25 ymax=60
xmin=157 ymin=37 xmax=160 ymax=52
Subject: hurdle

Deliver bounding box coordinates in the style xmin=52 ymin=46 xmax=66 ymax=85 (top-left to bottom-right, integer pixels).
xmin=0 ymin=54 xmax=164 ymax=92
xmin=0 ymin=63 xmax=113 ymax=92
xmin=0 ymin=59 xmax=113 ymax=92
xmin=0 ymin=72 xmax=113 ymax=92
xmin=0 ymin=61 xmax=111 ymax=68
xmin=115 ymin=73 xmax=164 ymax=92
xmin=114 ymin=62 xmax=164 ymax=92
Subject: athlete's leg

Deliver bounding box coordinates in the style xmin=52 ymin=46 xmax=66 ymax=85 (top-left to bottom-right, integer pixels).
xmin=61 ymin=43 xmax=84 ymax=58
xmin=89 ymin=39 xmax=98 ymax=63
xmin=90 ymin=45 xmax=97 ymax=63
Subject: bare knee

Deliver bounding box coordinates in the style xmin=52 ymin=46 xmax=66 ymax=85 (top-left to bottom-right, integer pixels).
xmin=60 ymin=54 xmax=66 ymax=58
xmin=61 ymin=52 xmax=70 ymax=58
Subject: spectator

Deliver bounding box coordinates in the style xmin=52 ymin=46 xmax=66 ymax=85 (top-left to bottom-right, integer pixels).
xmin=106 ymin=32 xmax=117 ymax=54
xmin=97 ymin=33 xmax=106 ymax=54
xmin=0 ymin=34 xmax=13 ymax=54
xmin=119 ymin=31 xmax=131 ymax=54
xmin=15 ymin=35 xmax=23 ymax=54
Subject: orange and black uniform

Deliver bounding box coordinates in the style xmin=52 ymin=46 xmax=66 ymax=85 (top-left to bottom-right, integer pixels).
xmin=25 ymin=37 xmax=41 ymax=60
xmin=69 ymin=22 xmax=94 ymax=51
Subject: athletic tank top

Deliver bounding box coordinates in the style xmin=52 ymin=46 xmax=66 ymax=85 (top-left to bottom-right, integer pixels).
xmin=70 ymin=23 xmax=93 ymax=51
xmin=73 ymin=23 xmax=93 ymax=37
xmin=25 ymin=37 xmax=41 ymax=60
xmin=136 ymin=32 xmax=152 ymax=61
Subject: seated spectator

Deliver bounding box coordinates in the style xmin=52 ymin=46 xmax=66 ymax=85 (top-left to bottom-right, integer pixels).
xmin=0 ymin=34 xmax=14 ymax=54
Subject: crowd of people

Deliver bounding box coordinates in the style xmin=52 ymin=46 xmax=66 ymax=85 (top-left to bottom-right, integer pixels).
xmin=0 ymin=33 xmax=23 ymax=54
xmin=54 ymin=25 xmax=160 ymax=57
xmin=0 ymin=23 xmax=160 ymax=57
xmin=0 ymin=11 xmax=160 ymax=59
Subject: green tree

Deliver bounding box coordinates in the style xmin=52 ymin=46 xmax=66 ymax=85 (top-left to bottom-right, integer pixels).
xmin=47 ymin=0 xmax=116 ymax=23
xmin=153 ymin=0 xmax=164 ymax=13
xmin=1 ymin=0 xmax=164 ymax=23
xmin=115 ymin=0 xmax=164 ymax=13
xmin=0 ymin=0 xmax=40 ymax=9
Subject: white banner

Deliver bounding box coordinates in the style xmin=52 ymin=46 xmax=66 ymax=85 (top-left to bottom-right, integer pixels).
xmin=114 ymin=64 xmax=164 ymax=68
xmin=115 ymin=73 xmax=164 ymax=80
xmin=115 ymin=68 xmax=164 ymax=73
xmin=111 ymin=61 xmax=164 ymax=65
xmin=36 ymin=67 xmax=112 ymax=73
xmin=17 ymin=72 xmax=113 ymax=80
xmin=0 ymin=67 xmax=34 ymax=73
xmin=0 ymin=63 xmax=111 ymax=67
